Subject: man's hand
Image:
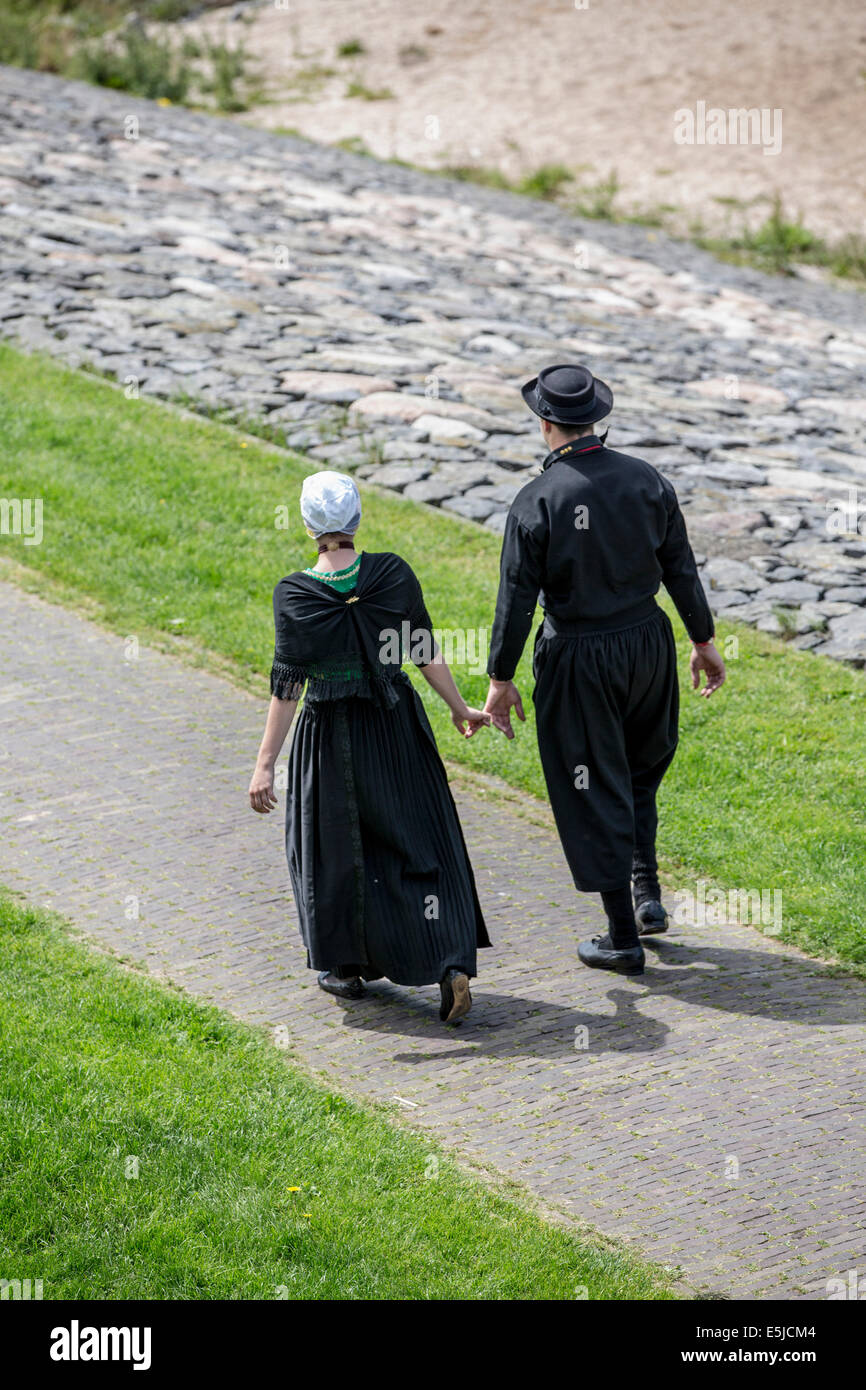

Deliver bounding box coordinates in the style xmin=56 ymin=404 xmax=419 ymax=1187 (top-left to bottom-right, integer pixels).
xmin=690 ymin=641 xmax=726 ymax=699
xmin=249 ymin=762 xmax=278 ymax=813
xmin=484 ymin=678 xmax=526 ymax=739
xmin=452 ymin=703 xmax=491 ymax=738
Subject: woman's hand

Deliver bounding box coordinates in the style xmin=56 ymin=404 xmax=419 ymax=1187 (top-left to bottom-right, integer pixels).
xmin=451 ymin=703 xmax=491 ymax=738
xmin=249 ymin=762 xmax=279 ymax=813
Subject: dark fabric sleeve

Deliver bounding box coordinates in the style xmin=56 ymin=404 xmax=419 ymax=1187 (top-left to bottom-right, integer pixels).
xmin=270 ymin=580 xmax=306 ymax=700
xmin=487 ymin=512 xmax=544 ymax=680
xmin=657 ymin=479 xmax=715 ymax=644
xmin=403 ymin=562 xmax=436 ymax=667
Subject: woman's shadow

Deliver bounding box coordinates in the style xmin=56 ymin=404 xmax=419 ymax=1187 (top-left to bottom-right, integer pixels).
xmin=334 ymin=935 xmax=865 ymax=1061
xmin=338 ymin=983 xmax=668 ymax=1061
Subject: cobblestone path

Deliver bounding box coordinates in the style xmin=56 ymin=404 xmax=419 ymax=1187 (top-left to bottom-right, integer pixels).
xmin=2 ymin=581 xmax=864 ymax=1298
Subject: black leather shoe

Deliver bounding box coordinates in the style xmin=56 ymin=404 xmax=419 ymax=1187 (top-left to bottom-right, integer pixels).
xmin=317 ymin=971 xmax=366 ymax=1000
xmin=578 ymin=934 xmax=645 ymax=976
xmin=635 ymin=900 xmax=669 ymax=935
xmin=439 ymin=968 xmax=472 ymax=1022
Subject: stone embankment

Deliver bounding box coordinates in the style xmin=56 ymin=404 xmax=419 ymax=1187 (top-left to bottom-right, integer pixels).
xmin=2 ymin=67 xmax=865 ymax=661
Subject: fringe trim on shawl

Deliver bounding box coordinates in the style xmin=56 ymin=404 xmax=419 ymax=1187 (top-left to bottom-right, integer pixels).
xmin=270 ymin=659 xmax=408 ymax=708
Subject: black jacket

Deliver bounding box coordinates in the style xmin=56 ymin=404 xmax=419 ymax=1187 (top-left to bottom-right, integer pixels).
xmin=487 ymin=435 xmax=714 ymax=680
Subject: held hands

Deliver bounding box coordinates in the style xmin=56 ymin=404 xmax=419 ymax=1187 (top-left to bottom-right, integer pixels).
xmin=452 ymin=702 xmax=492 ymax=738
xmin=483 ymin=678 xmax=526 ymax=740
xmin=249 ymin=761 xmax=279 ymax=813
xmin=690 ymin=641 xmax=727 ymax=698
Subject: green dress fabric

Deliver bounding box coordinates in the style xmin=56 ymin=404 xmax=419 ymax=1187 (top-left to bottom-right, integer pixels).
xmin=303 ymin=554 xmax=362 ymax=593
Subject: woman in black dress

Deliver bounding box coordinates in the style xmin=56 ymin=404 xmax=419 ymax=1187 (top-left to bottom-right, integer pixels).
xmin=249 ymin=471 xmax=491 ymax=1023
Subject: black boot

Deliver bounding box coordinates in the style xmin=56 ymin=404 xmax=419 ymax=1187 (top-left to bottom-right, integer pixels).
xmin=635 ymin=900 xmax=669 ymax=936
xmin=578 ymin=933 xmax=645 ymax=976
xmin=632 ymin=844 xmax=667 ymax=935
xmin=317 ymin=971 xmax=366 ymax=1000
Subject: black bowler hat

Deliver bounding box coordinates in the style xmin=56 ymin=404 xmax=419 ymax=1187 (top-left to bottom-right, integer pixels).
xmin=521 ymin=363 xmax=613 ymax=425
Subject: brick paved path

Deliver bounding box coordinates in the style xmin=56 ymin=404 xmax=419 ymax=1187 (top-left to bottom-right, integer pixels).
xmin=2 ymin=581 xmax=864 ymax=1298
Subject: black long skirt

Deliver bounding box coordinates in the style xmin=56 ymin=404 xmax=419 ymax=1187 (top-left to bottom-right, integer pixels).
xmin=532 ymin=605 xmax=679 ymax=893
xmin=285 ymin=675 xmax=490 ymax=985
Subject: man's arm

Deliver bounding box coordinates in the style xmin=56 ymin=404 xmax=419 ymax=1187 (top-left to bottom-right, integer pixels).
xmin=487 ymin=512 xmax=544 ymax=680
xmin=657 ymin=478 xmax=726 ymax=698
xmin=485 ymin=511 xmax=544 ymax=736
xmin=657 ymin=478 xmax=714 ymax=643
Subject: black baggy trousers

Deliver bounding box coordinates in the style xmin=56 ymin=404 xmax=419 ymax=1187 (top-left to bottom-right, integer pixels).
xmin=532 ymin=600 xmax=679 ymax=893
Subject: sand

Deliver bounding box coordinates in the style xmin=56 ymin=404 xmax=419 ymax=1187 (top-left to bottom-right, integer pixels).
xmin=173 ymin=0 xmax=866 ymax=243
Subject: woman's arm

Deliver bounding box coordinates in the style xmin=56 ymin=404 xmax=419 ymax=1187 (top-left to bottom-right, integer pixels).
xmin=418 ymin=648 xmax=490 ymax=738
xmin=249 ymin=695 xmax=298 ymax=812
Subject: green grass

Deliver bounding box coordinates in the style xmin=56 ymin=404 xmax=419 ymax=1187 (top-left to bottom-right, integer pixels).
xmin=70 ymin=27 xmax=193 ymax=105
xmin=0 ymin=891 xmax=673 ymax=1300
xmin=0 ymin=2 xmax=257 ymax=112
xmin=2 ymin=342 xmax=865 ymax=968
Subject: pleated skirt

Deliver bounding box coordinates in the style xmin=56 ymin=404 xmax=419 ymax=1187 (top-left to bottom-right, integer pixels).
xmin=285 ymin=676 xmax=490 ymax=985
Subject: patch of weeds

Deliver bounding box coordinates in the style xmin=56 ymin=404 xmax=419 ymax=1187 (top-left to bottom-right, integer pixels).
xmin=516 ymin=163 xmax=574 ymax=201
xmin=71 ymin=27 xmax=191 ymax=103
xmin=695 ymin=196 xmax=866 ymax=286
xmin=285 ymin=63 xmax=337 ymax=99
xmin=825 ymin=234 xmax=866 ymax=282
xmin=336 ymin=38 xmax=365 ymax=58
xmin=440 ymin=164 xmax=512 ymax=190
xmin=315 ymin=408 xmax=350 ymax=444
xmin=573 ymin=170 xmax=620 ymax=220
xmin=773 ymin=607 xmax=805 ymax=640
xmin=357 ymin=433 xmax=384 ymax=470
xmin=629 ymin=203 xmax=678 ymax=228
xmin=742 ymin=200 xmax=820 ymax=271
xmin=335 ymin=135 xmax=374 ymax=156
xmin=147 ymin=0 xmax=209 ymax=17
xmin=200 ymin=39 xmax=255 ymax=113
xmin=345 ymin=80 xmax=394 ymax=101
xmin=398 ymin=43 xmax=429 ymax=66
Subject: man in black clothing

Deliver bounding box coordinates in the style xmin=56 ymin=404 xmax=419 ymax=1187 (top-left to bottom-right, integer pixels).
xmin=484 ymin=364 xmax=726 ymax=976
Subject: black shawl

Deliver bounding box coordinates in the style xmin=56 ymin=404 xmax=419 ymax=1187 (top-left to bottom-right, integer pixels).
xmin=270 ymin=551 xmax=434 ymax=708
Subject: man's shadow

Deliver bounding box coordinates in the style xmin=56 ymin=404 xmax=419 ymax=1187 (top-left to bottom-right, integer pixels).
xmin=640 ymin=936 xmax=866 ymax=1025
xmin=333 ymin=934 xmax=865 ymax=1060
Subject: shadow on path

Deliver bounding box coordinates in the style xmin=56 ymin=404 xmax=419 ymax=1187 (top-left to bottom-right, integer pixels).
xmin=338 ymin=985 xmax=667 ymax=1059
xmin=640 ymin=937 xmax=865 ymax=1025
xmin=329 ymin=935 xmax=864 ymax=1060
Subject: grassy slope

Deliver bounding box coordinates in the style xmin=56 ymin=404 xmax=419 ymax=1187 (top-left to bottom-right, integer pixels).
xmin=1 ymin=343 xmax=865 ymax=966
xmin=0 ymin=892 xmax=673 ymax=1299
